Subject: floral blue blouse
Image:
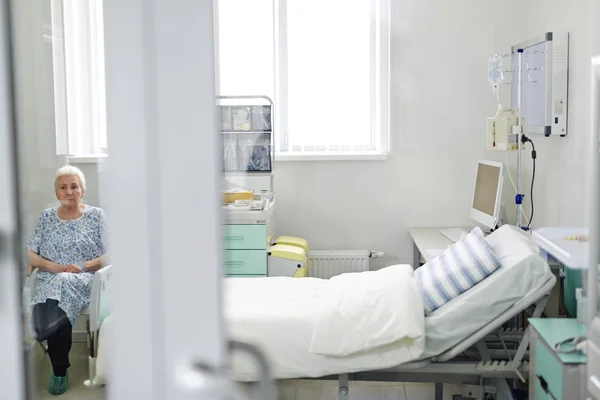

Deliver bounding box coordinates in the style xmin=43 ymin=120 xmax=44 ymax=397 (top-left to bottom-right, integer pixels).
xmin=28 ymin=205 xmax=107 ymax=325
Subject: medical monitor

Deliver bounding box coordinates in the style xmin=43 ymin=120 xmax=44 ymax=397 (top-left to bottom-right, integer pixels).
xmin=470 ymin=159 xmax=504 ymax=230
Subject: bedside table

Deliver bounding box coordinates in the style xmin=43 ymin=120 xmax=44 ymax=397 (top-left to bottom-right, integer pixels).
xmin=528 ymin=318 xmax=587 ymax=399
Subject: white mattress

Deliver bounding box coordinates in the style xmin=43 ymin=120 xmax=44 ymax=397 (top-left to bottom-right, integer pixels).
xmin=421 ymin=225 xmax=555 ymax=358
xmin=224 ymin=275 xmax=425 ymax=381
xmin=226 ymin=225 xmax=554 ymax=380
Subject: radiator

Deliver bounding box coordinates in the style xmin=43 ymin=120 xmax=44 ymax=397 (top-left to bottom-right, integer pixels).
xmin=308 ymin=250 xmax=370 ymax=279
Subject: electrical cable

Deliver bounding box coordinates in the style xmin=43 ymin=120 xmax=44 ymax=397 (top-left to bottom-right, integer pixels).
xmin=524 ymin=137 xmax=536 ymax=230
xmin=504 ymin=152 xmax=531 ymax=224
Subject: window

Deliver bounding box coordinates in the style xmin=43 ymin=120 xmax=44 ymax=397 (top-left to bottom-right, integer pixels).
xmin=217 ymin=0 xmax=389 ymax=160
xmin=51 ymin=0 xmax=107 ymax=159
xmin=216 ymin=0 xmax=274 ymax=101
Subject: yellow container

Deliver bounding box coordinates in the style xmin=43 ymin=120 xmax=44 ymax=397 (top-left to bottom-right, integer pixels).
xmin=274 ymin=236 xmax=309 ymax=275
xmin=294 ymin=265 xmax=308 ymax=278
xmin=222 ymin=190 xmax=254 ymax=204
xmin=274 ymin=236 xmax=309 ymax=253
xmin=268 ymin=244 xmax=308 ymax=278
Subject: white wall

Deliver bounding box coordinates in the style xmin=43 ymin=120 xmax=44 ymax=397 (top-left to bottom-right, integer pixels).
xmin=504 ymin=0 xmax=600 ymax=232
xmin=11 ymin=0 xmax=103 ymax=237
xmin=273 ymin=0 xmax=600 ymax=267
xmin=11 ymin=0 xmax=66 ymax=237
xmin=273 ymin=0 xmax=528 ymax=266
xmin=17 ymin=0 xmax=598 ymax=272
xmin=11 ymin=0 xmax=103 ymax=337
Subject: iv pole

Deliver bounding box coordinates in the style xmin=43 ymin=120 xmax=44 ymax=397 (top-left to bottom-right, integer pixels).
xmin=515 ymin=49 xmax=525 ymax=228
xmin=491 ymin=47 xmax=540 ymax=229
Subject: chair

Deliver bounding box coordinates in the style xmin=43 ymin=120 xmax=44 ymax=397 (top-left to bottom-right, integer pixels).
xmin=25 ymin=266 xmax=111 ymax=354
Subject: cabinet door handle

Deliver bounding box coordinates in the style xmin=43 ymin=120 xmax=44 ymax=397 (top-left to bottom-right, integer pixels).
xmin=224 ymin=236 xmax=244 ymax=241
xmin=225 ymin=261 xmax=245 ymax=267
xmin=537 ymin=375 xmax=557 ymax=400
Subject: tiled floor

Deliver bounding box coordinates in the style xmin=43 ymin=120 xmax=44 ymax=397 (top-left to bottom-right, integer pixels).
xmin=32 ymin=343 xmax=463 ymax=399
xmin=270 ymin=380 xmax=463 ymax=400
xmin=32 ymin=343 xmax=105 ymax=400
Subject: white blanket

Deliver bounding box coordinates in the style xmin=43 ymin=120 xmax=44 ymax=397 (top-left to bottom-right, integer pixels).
xmin=95 ymin=265 xmax=426 ymax=382
xmin=225 ymin=265 xmax=426 ymax=379
xmin=309 ymin=264 xmax=424 ymax=356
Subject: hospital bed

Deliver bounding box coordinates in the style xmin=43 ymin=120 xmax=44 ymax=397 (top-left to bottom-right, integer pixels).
xmin=225 ymin=225 xmax=556 ymax=400
xmin=87 ymin=225 xmax=554 ymax=400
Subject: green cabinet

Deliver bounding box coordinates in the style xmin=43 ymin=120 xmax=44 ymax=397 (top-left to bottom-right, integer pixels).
xmin=223 ymin=224 xmax=267 ymax=250
xmin=529 ymin=319 xmax=586 ymax=400
xmin=224 ymin=250 xmax=267 ymax=275
xmin=223 ymin=224 xmax=268 ymax=277
xmin=534 ymin=339 xmax=563 ymax=398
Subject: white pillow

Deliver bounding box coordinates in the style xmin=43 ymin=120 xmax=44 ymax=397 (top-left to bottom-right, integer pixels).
xmin=415 ymin=227 xmax=501 ymax=315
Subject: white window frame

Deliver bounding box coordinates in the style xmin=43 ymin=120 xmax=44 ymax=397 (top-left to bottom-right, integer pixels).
xmin=215 ymin=0 xmax=390 ymax=162
xmin=274 ymin=0 xmax=390 ymax=161
xmin=51 ymin=0 xmax=107 ymax=162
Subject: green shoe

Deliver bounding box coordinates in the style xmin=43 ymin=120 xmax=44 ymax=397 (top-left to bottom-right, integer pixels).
xmin=48 ymin=371 xmax=68 ymax=395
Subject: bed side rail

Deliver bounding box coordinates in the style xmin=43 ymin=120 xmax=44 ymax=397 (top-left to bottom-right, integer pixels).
xmin=435 ymin=273 xmax=556 ymax=362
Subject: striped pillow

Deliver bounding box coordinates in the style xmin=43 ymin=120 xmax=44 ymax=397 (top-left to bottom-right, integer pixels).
xmin=415 ymin=227 xmax=502 ymax=315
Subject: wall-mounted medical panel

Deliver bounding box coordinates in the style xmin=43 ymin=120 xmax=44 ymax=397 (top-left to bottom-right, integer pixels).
xmin=511 ymin=32 xmax=569 ymax=137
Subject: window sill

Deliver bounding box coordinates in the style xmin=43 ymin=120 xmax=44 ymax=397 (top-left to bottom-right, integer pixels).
xmin=275 ymin=152 xmax=387 ymax=161
xmin=66 ymin=154 xmax=108 ymax=164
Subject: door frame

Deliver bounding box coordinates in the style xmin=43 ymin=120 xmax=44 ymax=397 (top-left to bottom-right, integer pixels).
xmin=0 ymin=0 xmax=27 ymax=397
xmin=103 ymin=1 xmax=226 ymax=399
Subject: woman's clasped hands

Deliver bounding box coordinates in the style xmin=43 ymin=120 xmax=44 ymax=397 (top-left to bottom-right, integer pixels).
xmin=64 ymin=264 xmax=83 ymax=274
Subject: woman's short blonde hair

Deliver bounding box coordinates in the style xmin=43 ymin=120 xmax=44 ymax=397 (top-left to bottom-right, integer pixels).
xmin=54 ymin=165 xmax=87 ymax=191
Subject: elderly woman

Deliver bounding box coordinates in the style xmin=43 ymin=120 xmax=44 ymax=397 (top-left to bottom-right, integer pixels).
xmin=28 ymin=165 xmax=107 ymax=395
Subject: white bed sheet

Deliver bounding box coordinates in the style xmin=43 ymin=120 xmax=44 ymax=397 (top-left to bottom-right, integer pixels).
xmin=422 ymin=225 xmax=554 ymax=358
xmin=225 ymin=273 xmax=425 ymax=381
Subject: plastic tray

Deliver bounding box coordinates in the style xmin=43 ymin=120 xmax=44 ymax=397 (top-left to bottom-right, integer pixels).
xmin=532 ymin=227 xmax=589 ymax=269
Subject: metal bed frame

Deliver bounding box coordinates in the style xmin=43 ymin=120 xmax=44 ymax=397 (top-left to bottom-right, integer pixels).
xmin=311 ymin=274 xmax=556 ymax=400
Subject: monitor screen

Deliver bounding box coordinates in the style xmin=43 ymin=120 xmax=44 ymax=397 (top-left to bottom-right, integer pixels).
xmin=470 ymin=160 xmax=503 ymax=230
xmin=473 ymin=163 xmax=501 ymax=216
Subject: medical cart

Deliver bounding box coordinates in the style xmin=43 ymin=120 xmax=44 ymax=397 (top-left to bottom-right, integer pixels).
xmin=220 ymin=95 xmax=276 ymax=278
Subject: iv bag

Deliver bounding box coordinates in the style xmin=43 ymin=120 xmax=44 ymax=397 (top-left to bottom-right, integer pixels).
xmin=488 ymin=55 xmax=504 ymax=85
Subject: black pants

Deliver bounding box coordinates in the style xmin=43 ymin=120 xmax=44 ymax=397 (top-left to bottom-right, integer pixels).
xmin=32 ymin=299 xmax=72 ymax=375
